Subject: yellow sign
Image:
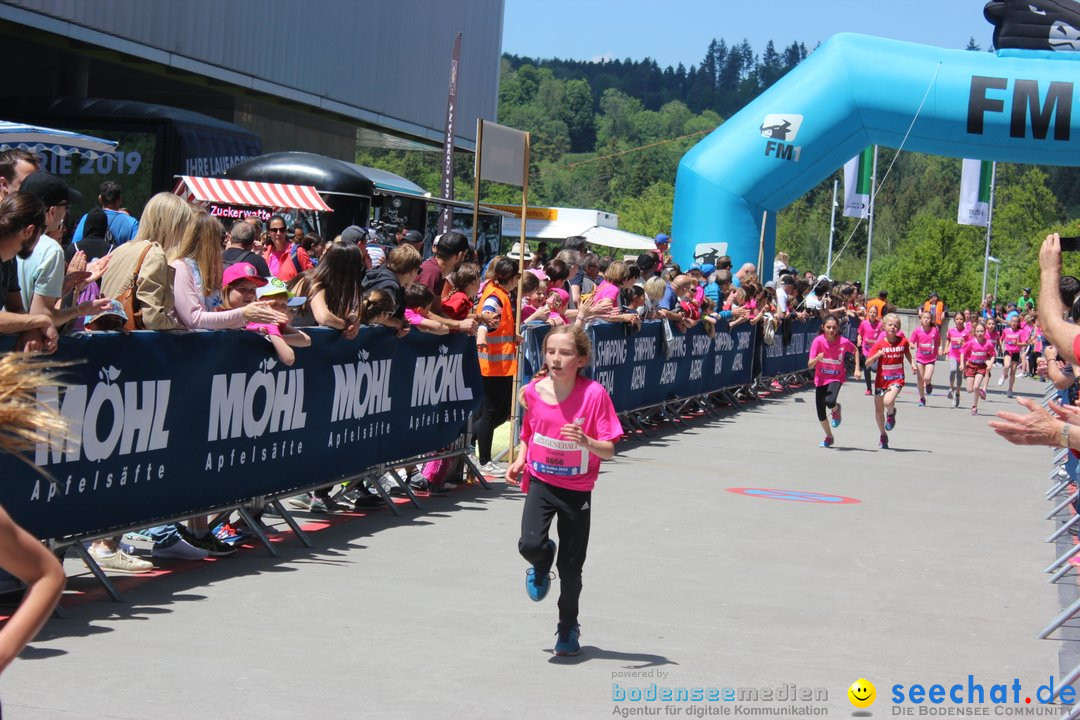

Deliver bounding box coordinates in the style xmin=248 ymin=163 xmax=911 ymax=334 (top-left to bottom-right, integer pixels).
xmin=482 ymin=204 xmax=559 ymax=221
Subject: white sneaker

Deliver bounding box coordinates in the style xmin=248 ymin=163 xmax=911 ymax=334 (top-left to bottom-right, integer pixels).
xmin=997 ymin=375 xmax=1005 ymax=386
xmin=152 ymin=538 xmax=208 ymax=561
xmin=478 ymin=461 xmax=505 ymax=476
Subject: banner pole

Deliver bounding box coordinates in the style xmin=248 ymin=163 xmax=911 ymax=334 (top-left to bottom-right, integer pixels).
xmin=864 ymin=145 xmax=878 ymax=294
xmin=472 ymin=118 xmax=483 ymax=252
xmin=757 ymin=210 xmax=767 ymax=280
xmin=508 ymin=132 xmax=530 ymax=466
xmin=826 ymin=178 xmax=838 ymax=275
xmin=980 ymin=161 xmax=997 ymax=303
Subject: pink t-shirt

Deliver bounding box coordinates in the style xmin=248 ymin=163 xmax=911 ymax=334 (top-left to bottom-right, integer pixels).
xmin=809 ymin=334 xmax=857 ymax=387
xmin=520 ymin=376 xmax=622 ymax=493
xmin=909 ymin=326 xmax=940 ymax=364
xmin=246 ymin=321 xmax=283 ymax=337
xmin=858 ymin=320 xmax=884 ymax=356
xmin=963 ymin=337 xmax=995 ymax=365
xmin=1001 ymin=327 xmax=1025 ymax=353
xmin=404 ymin=308 xmax=426 ymax=326
xmin=592 ymin=281 xmax=621 ymax=304
xmin=946 ymin=326 xmax=971 ymax=360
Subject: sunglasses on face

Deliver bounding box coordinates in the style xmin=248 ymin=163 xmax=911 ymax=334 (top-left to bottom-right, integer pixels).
xmin=269 ymin=227 xmax=287 ymax=233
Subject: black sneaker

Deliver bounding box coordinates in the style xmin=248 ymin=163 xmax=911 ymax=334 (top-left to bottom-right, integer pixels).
xmin=184 ymin=530 xmax=238 ymax=557
xmin=554 ymin=623 xmax=581 ymax=656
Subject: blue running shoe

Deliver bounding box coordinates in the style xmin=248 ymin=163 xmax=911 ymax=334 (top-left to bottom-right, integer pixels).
xmin=830 ymin=404 xmax=842 ymax=428
xmin=884 ymin=410 xmax=896 ymax=431
xmin=526 ymin=540 xmax=556 ymax=601
xmin=879 ymin=433 xmax=889 ymax=449
xmin=554 ymin=623 xmax=581 ymax=656
xmin=820 ymin=436 xmax=834 ymax=448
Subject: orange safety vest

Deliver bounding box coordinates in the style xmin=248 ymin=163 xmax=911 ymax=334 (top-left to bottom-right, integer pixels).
xmin=478 ymin=283 xmax=517 ymax=377
xmin=922 ymin=300 xmax=945 ymax=325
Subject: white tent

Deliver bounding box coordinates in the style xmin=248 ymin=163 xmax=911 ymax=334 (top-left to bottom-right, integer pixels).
xmin=0 ymin=121 xmax=117 ymax=158
xmin=497 ymin=206 xmax=655 ymax=251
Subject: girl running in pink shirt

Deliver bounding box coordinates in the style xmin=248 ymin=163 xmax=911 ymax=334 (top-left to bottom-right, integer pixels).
xmin=855 ymin=305 xmax=884 ymax=396
xmin=961 ymin=322 xmax=996 ymax=415
xmin=908 ymin=311 xmax=940 ymax=407
xmin=865 ymin=313 xmax=911 ymax=449
xmin=507 ymin=325 xmax=622 ymax=657
xmin=943 ymin=312 xmax=970 ymax=408
xmin=807 ymin=315 xmax=858 ymax=448
xmin=999 ymin=314 xmax=1025 ymax=398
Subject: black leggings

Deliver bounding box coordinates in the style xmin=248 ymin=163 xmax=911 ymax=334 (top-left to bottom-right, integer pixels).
xmin=815 ymin=382 xmax=842 ymax=421
xmin=861 ymin=353 xmax=876 ymax=391
xmin=473 ymin=375 xmax=514 ymax=464
xmin=519 ymin=478 xmax=591 ymax=626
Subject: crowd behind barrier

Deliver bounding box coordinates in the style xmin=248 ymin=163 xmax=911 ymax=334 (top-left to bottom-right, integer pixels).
xmin=522 ymin=317 xmax=820 ymax=415
xmin=0 ymin=327 xmax=483 ymax=542
xmin=0 ymin=315 xmax=822 ymax=548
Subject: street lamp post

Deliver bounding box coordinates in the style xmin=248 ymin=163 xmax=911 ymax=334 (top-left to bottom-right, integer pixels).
xmin=988 ymin=255 xmax=1001 ymax=305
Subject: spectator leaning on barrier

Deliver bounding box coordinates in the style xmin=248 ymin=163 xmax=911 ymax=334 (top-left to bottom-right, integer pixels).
xmin=71 ymin=180 xmax=139 ymax=247
xmin=0 ymin=193 xmax=54 ymax=340
xmin=19 ymin=172 xmax=110 ymax=332
xmin=416 ymin=230 xmax=477 ymax=334
xmin=100 ymin=192 xmax=192 ymax=331
xmin=361 ymin=243 xmax=422 ymax=335
xmin=223 ymin=219 xmax=271 ymax=277
xmin=288 ymin=239 xmax=366 ymax=338
xmin=0 ymin=150 xmax=41 ymax=324
xmin=263 ymin=214 xmax=312 ymax=282
xmin=169 ymin=211 xmax=287 ymax=331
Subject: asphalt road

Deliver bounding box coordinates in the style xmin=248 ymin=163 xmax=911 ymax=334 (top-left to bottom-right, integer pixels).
xmin=3 ymin=374 xmax=1073 ymax=720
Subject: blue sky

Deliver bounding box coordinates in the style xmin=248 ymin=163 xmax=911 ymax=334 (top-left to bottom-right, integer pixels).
xmin=502 ymin=0 xmax=992 ymax=67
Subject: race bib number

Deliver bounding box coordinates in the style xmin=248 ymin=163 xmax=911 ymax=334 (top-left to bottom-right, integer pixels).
xmin=529 ymin=432 xmax=589 ymax=477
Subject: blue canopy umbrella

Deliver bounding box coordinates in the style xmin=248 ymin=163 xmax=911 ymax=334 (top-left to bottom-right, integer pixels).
xmin=0 ymin=120 xmax=117 ymax=158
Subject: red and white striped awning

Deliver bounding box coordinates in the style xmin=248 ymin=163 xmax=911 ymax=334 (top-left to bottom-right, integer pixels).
xmin=173 ymin=176 xmax=332 ymax=212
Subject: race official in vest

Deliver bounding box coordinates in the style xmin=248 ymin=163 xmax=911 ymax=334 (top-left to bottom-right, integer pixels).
xmin=473 ymin=257 xmax=522 ymax=474
xmin=922 ymin=292 xmax=947 ymax=327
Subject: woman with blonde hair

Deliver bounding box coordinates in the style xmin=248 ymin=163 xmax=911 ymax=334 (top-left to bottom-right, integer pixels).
xmin=169 ymin=211 xmax=286 ymax=330
xmin=98 ymin=192 xmax=194 ymax=330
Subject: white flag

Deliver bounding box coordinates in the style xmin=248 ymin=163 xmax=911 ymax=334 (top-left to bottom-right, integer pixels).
xmin=843 ymin=147 xmax=873 ymax=219
xmin=958 ymin=159 xmax=993 ymax=227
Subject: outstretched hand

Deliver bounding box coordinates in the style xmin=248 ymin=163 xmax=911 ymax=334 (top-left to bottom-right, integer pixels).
xmin=988 ymin=397 xmax=1064 ymax=447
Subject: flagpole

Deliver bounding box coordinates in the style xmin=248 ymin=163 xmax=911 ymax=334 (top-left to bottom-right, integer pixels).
xmin=980 ymin=161 xmax=998 ymax=304
xmin=471 ymin=118 xmax=483 ymax=251
xmin=826 ymin=178 xmax=838 ymax=275
xmin=864 ymin=146 xmax=878 ymax=293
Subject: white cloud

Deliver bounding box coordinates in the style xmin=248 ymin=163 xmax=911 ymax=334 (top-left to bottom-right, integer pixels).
xmin=589 ymin=52 xmax=615 ymax=63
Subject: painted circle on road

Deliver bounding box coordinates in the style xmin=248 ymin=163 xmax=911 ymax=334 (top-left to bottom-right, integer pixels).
xmin=726 ymin=488 xmax=861 ymax=504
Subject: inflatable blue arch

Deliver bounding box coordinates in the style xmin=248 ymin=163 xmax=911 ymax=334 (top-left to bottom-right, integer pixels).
xmin=671 ymin=0 xmax=1080 ymax=278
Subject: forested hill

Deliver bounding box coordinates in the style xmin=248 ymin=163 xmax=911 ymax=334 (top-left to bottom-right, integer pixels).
xmin=358 ymin=36 xmax=1080 ymax=309
xmin=503 ymin=38 xmax=809 ymax=121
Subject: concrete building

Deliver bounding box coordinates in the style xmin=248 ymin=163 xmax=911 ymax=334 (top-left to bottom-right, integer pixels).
xmin=0 ymin=0 xmax=504 ymax=159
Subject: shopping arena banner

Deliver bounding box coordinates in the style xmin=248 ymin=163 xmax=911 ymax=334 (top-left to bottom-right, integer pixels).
xmin=760 ymin=318 xmax=821 ymax=377
xmin=0 ymin=328 xmax=483 ymax=541
xmin=521 ymin=319 xmax=756 ymax=414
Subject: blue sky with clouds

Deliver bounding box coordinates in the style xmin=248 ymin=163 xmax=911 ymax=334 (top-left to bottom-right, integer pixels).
xmin=502 ymin=0 xmax=993 ymax=67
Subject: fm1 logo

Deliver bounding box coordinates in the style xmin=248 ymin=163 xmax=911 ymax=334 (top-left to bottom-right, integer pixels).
xmin=967 ymin=75 xmax=1073 ymax=141
xmin=760 ymin=113 xmax=803 ymax=163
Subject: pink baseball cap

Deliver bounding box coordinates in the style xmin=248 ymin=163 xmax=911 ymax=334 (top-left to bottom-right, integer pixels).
xmin=222 ymin=262 xmax=269 ymax=289
xmin=550 ymin=287 xmax=570 ymax=305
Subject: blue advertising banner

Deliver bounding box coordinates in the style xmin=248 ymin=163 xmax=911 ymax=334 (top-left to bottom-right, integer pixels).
xmin=0 ymin=328 xmax=482 ymax=541
xmin=521 ymin=319 xmax=756 ymax=414
xmin=760 ymin=318 xmax=821 ymax=377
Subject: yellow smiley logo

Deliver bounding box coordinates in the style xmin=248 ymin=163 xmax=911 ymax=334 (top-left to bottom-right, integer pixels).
xmin=848 ymin=678 xmax=876 ymax=708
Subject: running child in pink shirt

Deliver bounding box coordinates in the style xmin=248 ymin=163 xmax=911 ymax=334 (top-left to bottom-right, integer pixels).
xmin=961 ymin=322 xmax=996 ymax=415
xmin=855 ymin=305 xmax=884 ymax=396
xmin=908 ymin=311 xmax=940 ymax=407
xmin=944 ymin=312 xmax=970 ymax=408
xmin=507 ymin=325 xmax=622 ymax=657
xmin=807 ymin=315 xmax=858 ymax=448
xmin=865 ymin=313 xmax=912 ymax=449
xmin=999 ymin=314 xmax=1025 ymax=398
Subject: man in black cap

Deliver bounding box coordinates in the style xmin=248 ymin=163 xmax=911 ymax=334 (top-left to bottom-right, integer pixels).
xmin=19 ymin=172 xmax=108 ymax=331
xmin=223 ymin=220 xmax=271 ymax=276
xmin=415 ymin=229 xmax=477 ymax=333
xmin=401 ymin=229 xmax=426 ymax=258
xmin=1017 ymin=287 xmax=1035 ymax=312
